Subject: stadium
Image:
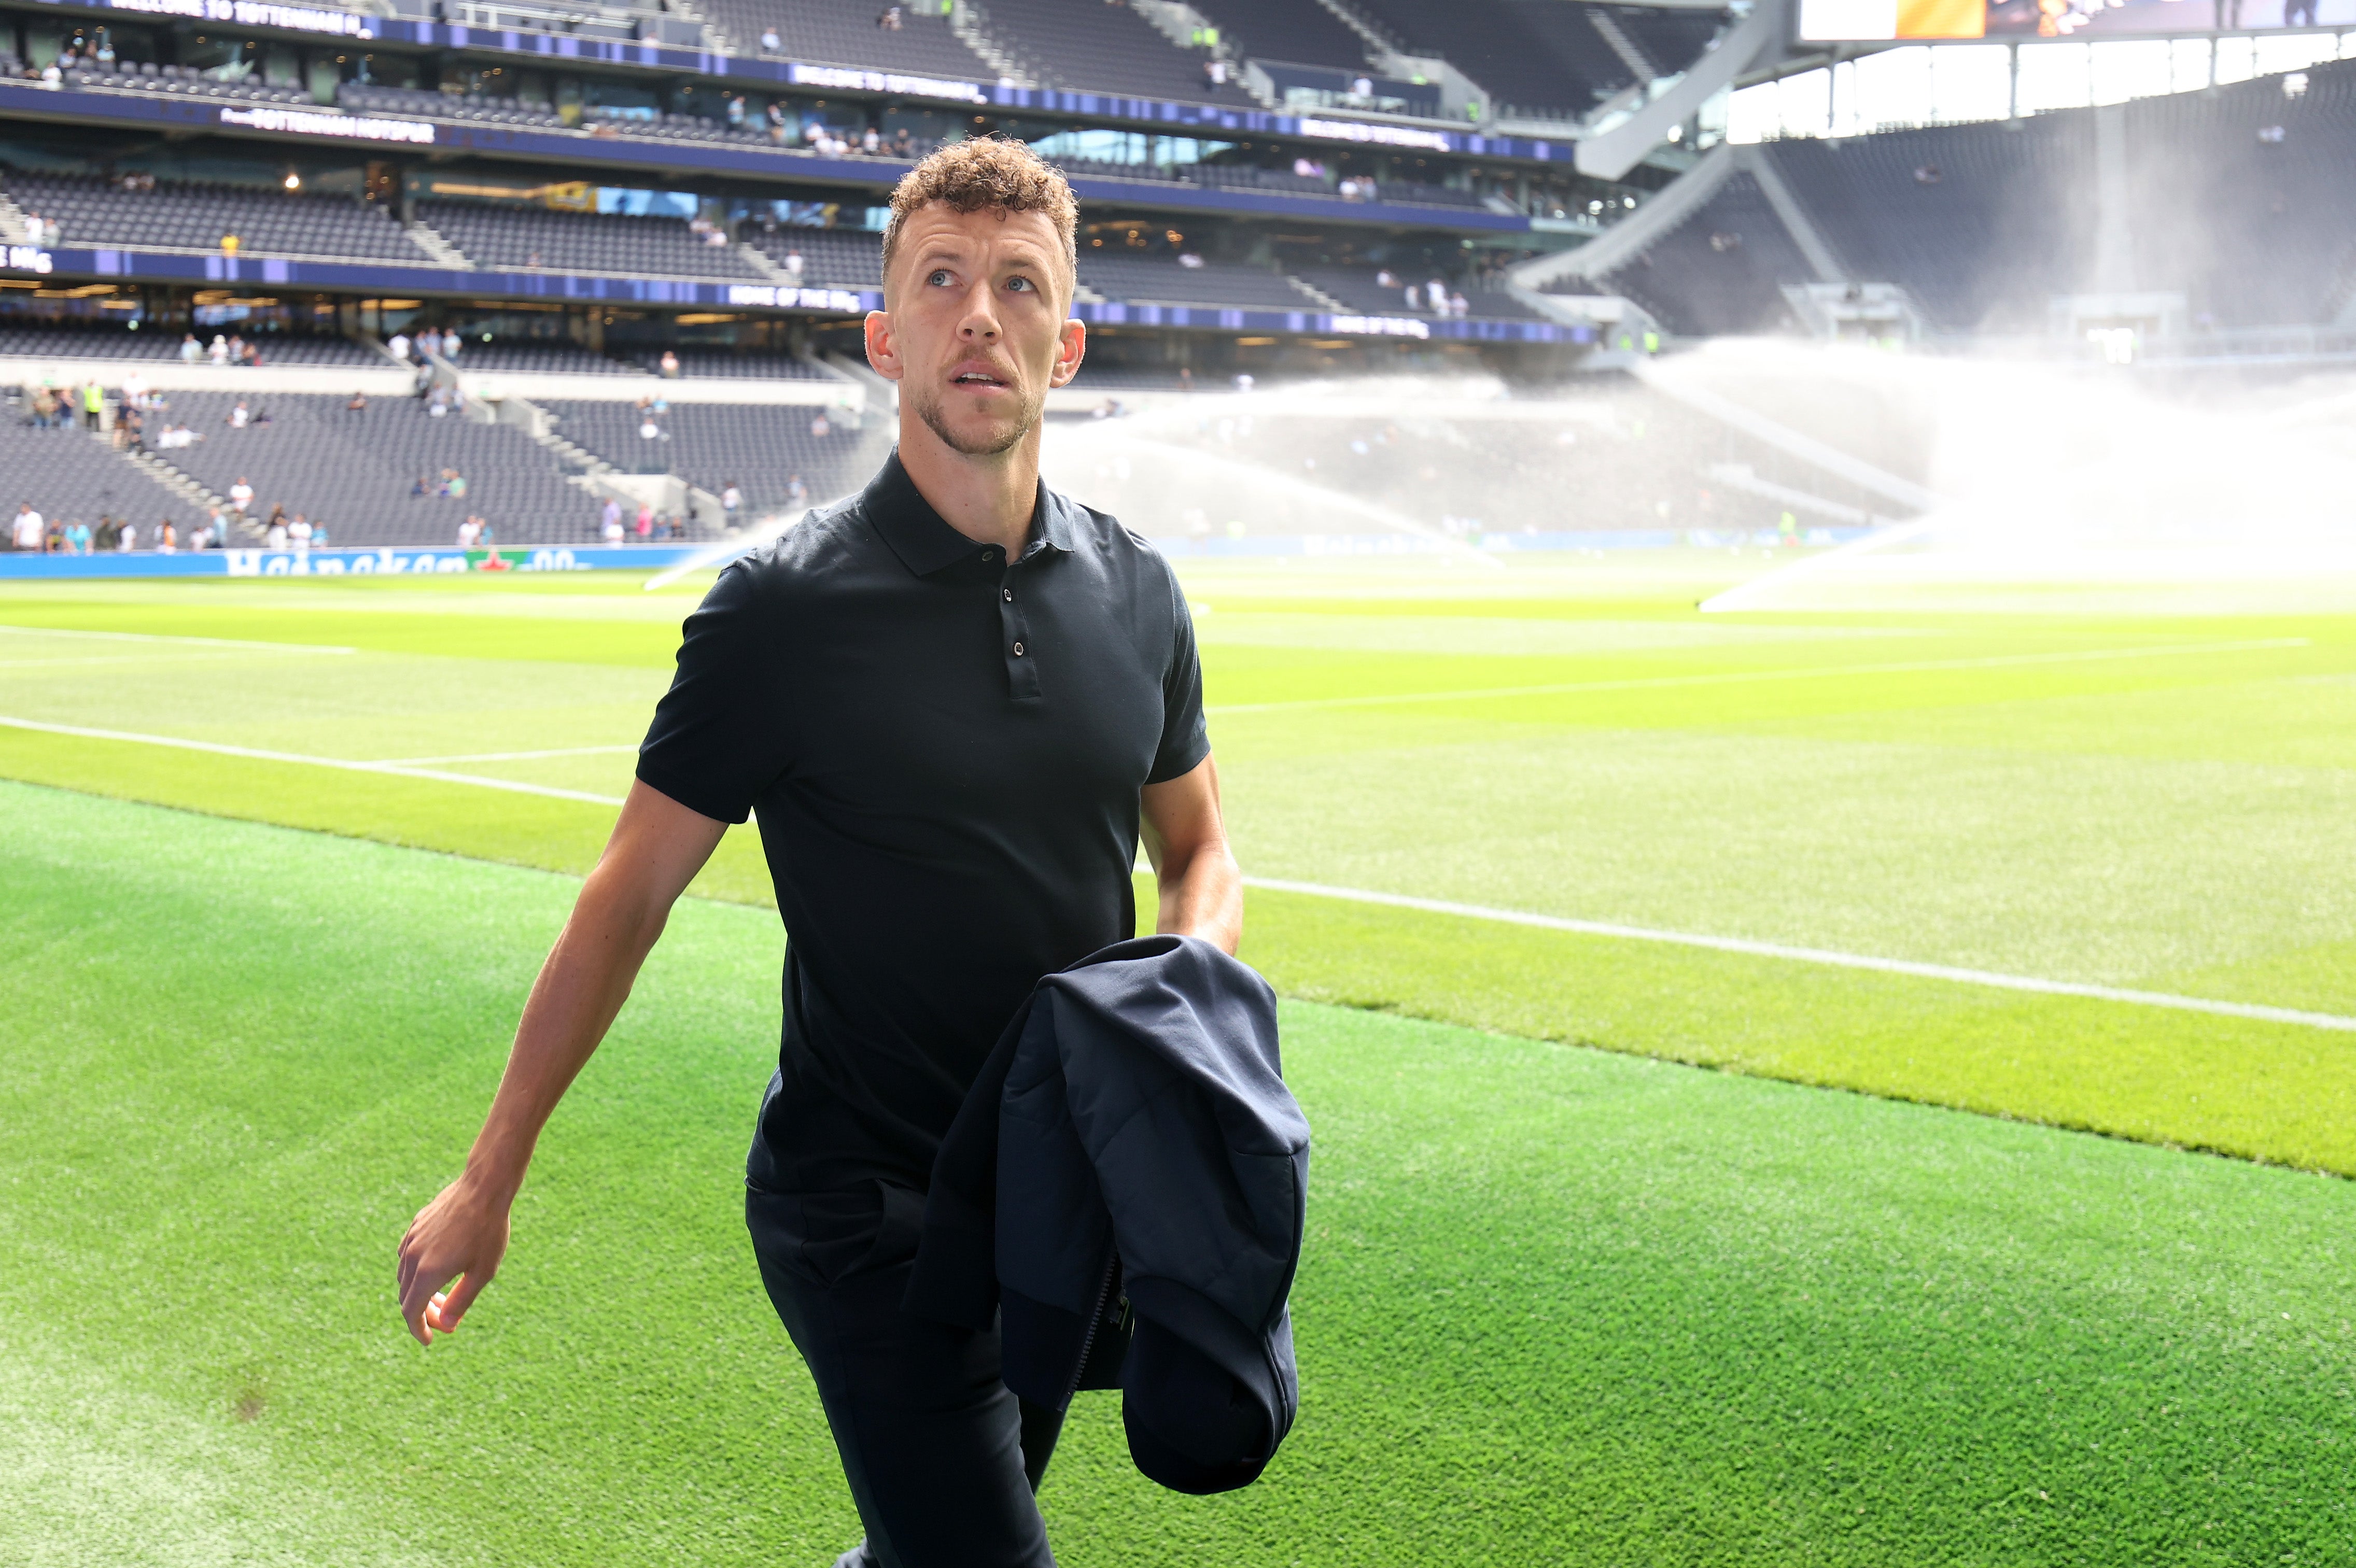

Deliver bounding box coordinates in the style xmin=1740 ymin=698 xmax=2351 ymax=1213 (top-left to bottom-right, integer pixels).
xmin=3 ymin=0 xmax=2355 ymax=1559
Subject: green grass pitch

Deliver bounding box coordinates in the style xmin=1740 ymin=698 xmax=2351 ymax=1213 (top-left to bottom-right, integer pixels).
xmin=3 ymin=560 xmax=2354 ymax=1563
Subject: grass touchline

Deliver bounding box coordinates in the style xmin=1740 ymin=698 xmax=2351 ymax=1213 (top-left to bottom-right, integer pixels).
xmin=0 ymin=715 xmax=632 ymax=808
xmin=1242 ymin=877 xmax=2356 ymax=1034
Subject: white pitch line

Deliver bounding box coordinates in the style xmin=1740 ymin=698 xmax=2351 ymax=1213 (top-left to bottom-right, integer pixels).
xmin=1242 ymin=877 xmax=2356 ymax=1034
xmin=0 ymin=716 xmax=627 ymax=808
xmin=374 ymin=744 xmax=640 ymax=766
xmin=11 ymin=710 xmax=2347 ymax=1033
xmin=1205 ymin=637 xmax=2312 ymax=716
xmin=0 ymin=624 xmax=356 ymax=654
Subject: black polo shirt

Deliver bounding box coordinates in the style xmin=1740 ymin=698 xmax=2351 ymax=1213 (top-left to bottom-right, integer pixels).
xmin=637 ymin=451 xmax=1208 ymax=1205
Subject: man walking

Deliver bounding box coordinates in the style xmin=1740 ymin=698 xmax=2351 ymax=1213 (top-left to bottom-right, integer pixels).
xmin=396 ymin=138 xmax=1241 ymax=1568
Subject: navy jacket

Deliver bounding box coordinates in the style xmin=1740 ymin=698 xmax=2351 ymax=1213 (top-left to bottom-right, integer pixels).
xmin=903 ymin=934 xmax=1310 ymax=1494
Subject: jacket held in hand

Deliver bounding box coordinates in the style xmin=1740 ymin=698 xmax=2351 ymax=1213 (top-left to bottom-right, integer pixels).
xmin=904 ymin=934 xmax=1310 ymax=1494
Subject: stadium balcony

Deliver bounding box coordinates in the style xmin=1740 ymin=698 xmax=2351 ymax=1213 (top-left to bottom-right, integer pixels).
xmin=139 ymin=390 xmax=595 ymax=546
xmin=960 ymin=0 xmax=1254 ymax=104
xmin=606 ymin=347 xmax=841 ymax=379
xmin=1077 ymin=253 xmax=1313 ymax=312
xmin=416 ymin=202 xmax=770 ymax=282
xmin=539 ymin=397 xmax=880 ymax=512
xmin=2 ymin=170 xmax=433 ymax=267
xmin=0 ymin=320 xmax=385 ymax=368
xmin=41 ymin=55 xmax=332 ymax=108
xmin=430 ymin=341 xmax=637 ymax=375
xmin=338 ymin=81 xmax=569 ymax=130
xmin=698 ymin=0 xmax=993 ymax=77
xmin=1291 ymin=266 xmax=1547 ymax=322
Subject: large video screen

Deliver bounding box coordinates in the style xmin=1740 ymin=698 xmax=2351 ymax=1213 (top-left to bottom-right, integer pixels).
xmin=1798 ymin=0 xmax=2346 ymax=40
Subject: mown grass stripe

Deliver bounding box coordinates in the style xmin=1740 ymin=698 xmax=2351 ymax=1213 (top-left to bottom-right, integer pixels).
xmin=1243 ymin=875 xmax=2356 ymax=1034
xmin=1204 ymin=636 xmax=2312 ymax=714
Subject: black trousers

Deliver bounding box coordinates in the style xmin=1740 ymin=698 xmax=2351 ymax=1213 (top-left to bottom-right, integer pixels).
xmin=749 ymin=1188 xmax=1064 ymax=1568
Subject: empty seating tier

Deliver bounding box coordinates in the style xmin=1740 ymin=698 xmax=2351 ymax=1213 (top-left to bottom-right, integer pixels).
xmin=1602 ymin=172 xmax=1816 ymax=336
xmin=542 ymin=399 xmax=881 ymax=512
xmin=3 ymin=171 xmax=427 ymax=264
xmin=1078 ymin=255 xmax=1310 ymax=310
xmin=418 ymin=203 xmax=769 ymax=281
xmin=969 ymin=0 xmax=1253 ymax=104
xmin=144 ymin=391 xmax=595 ymax=546
xmin=700 ymin=0 xmax=993 ymax=75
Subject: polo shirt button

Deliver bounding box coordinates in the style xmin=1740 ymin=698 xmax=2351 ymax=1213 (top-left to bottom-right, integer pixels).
xmin=981 ymin=549 xmax=997 ymax=562
xmin=1002 ymin=588 xmax=1013 ymax=601
xmin=1012 ymin=641 xmax=1025 ymax=656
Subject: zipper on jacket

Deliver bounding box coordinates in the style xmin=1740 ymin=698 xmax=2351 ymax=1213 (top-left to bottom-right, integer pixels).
xmin=1063 ymin=1251 xmax=1121 ymax=1407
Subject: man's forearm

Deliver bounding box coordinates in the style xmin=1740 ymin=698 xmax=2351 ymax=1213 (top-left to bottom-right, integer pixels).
xmin=463 ymin=861 xmax=675 ymax=1198
xmin=1156 ymin=839 xmax=1243 ymax=955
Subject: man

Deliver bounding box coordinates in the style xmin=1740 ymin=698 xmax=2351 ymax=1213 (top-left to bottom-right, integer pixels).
xmin=9 ymin=502 xmax=40 ymax=553
xmin=396 ymin=138 xmax=1239 ymax=1568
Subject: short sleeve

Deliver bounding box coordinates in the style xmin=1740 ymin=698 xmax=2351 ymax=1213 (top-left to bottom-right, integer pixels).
xmin=636 ymin=561 xmax=790 ymax=824
xmin=1147 ymin=568 xmax=1210 ymax=785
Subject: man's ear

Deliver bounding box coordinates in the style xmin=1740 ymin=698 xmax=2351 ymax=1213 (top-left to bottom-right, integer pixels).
xmin=864 ymin=308 xmax=904 ymax=382
xmin=1048 ymin=317 xmax=1086 ymax=390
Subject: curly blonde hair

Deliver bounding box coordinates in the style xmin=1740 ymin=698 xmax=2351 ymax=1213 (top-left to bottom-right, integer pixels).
xmin=880 ymin=136 xmax=1079 ymax=299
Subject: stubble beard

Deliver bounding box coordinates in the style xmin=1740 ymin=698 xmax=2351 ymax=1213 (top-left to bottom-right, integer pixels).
xmin=911 ymin=376 xmax=1041 ymax=459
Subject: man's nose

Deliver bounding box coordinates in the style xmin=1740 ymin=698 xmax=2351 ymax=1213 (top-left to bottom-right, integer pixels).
xmin=958 ymin=281 xmax=1000 ymax=340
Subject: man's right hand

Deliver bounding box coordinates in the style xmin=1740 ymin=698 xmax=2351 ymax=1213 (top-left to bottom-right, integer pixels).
xmin=387 ymin=782 xmax=728 ymax=1349
xmin=397 ymin=1173 xmax=513 ymax=1346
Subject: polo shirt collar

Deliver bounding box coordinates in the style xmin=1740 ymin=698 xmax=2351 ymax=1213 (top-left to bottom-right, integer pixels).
xmin=863 ymin=449 xmax=1070 ymax=578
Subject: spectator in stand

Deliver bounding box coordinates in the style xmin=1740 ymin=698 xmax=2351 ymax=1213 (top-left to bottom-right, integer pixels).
xmin=457 ymin=516 xmax=480 ymax=549
xmin=810 ymin=411 xmax=831 ymax=438
xmin=265 ymin=505 xmax=288 ymax=549
xmin=786 ymin=472 xmax=807 ymax=507
xmin=65 ymin=518 xmax=91 ymax=554
xmin=228 ymin=399 xmax=251 ymax=430
xmin=388 ymin=330 xmax=411 ymax=362
xmin=727 ymin=95 xmax=747 ymax=129
xmin=442 ymin=332 xmax=463 ymax=364
xmin=721 ymin=480 xmax=742 ymax=523
xmin=601 ymin=495 xmax=623 ymax=541
xmin=782 ymin=247 xmax=804 ymax=280
xmin=635 ymin=500 xmax=654 ymax=538
xmin=11 ymin=502 xmax=43 ymax=552
xmin=117 ymin=519 xmax=137 ymax=553
xmin=287 ymin=515 xmax=310 ymax=557
xmin=81 ymin=380 xmax=105 ymax=432
xmin=228 ymin=476 xmax=254 ymax=515
xmin=659 ymin=349 xmax=681 ymax=377
xmin=768 ymin=101 xmax=789 ymax=144
xmin=760 ymin=23 xmax=782 ymax=51
xmin=156 ymin=518 xmax=177 ymax=554
xmin=208 ymin=335 xmax=229 ymax=366
xmin=179 ymin=333 xmax=203 ymax=364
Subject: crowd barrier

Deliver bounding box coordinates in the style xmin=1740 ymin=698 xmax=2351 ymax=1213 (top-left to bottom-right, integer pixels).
xmin=0 ymin=544 xmax=706 ymax=578
xmin=0 ymin=527 xmax=1867 ymax=578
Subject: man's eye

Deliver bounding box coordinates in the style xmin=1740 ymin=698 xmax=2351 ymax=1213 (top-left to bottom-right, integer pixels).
xmin=928 ymin=269 xmax=952 ymax=286
xmin=1007 ymin=276 xmax=1034 ymax=292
